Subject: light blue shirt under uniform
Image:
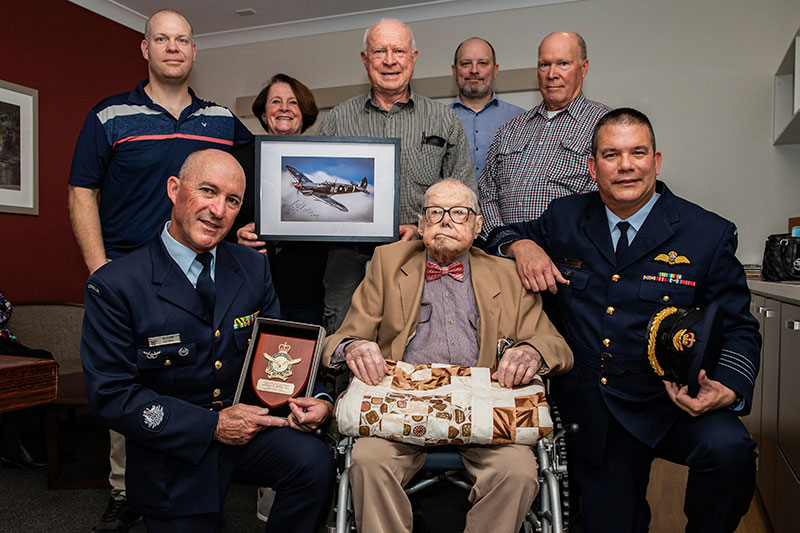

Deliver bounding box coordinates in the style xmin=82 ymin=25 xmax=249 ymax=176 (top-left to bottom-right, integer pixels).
xmin=606 ymin=192 xmax=661 ymax=251
xmin=160 ymin=221 xmax=217 ymax=287
xmin=450 ymin=93 xmax=525 ymax=176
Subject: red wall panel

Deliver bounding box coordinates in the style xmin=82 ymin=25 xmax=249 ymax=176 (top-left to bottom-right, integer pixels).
xmin=0 ymin=0 xmax=145 ymax=303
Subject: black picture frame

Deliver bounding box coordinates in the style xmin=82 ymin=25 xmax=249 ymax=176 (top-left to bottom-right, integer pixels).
xmin=255 ymin=135 xmax=399 ymax=242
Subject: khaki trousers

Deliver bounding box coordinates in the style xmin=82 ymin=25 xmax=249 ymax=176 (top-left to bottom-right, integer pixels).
xmin=109 ymin=429 xmax=126 ymax=496
xmin=349 ymin=437 xmax=539 ymax=533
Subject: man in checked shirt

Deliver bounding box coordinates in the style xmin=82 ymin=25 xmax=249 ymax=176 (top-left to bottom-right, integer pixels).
xmin=479 ymin=31 xmax=609 ymax=243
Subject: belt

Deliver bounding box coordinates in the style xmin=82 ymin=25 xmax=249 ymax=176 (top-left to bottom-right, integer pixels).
xmin=571 ymin=344 xmax=653 ymax=386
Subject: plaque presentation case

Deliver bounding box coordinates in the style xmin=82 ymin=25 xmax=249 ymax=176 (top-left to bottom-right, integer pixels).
xmin=234 ymin=318 xmax=325 ymax=410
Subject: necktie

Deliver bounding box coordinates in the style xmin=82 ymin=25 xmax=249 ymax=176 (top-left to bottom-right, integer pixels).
xmin=425 ymin=261 xmax=465 ymax=282
xmin=196 ymin=252 xmax=215 ymax=316
xmin=615 ymin=221 xmax=631 ymax=265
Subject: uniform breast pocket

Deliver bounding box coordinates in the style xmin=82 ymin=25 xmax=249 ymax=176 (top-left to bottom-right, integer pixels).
xmin=234 ymin=327 xmax=254 ymax=352
xmin=639 ymin=281 xmax=696 ymax=307
xmin=555 ymin=264 xmax=590 ymax=322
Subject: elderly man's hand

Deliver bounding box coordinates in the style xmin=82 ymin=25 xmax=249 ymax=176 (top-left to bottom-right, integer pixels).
xmin=398 ymin=224 xmax=419 ymax=241
xmin=663 ymin=370 xmax=738 ymax=417
xmin=213 ymin=403 xmax=288 ymax=445
xmin=345 ymin=340 xmax=389 ymax=386
xmin=504 ymin=239 xmax=566 ymax=293
xmin=492 ymin=344 xmax=543 ymax=387
xmin=287 ymin=397 xmax=333 ymax=432
xmin=236 ymin=222 xmax=267 ymax=253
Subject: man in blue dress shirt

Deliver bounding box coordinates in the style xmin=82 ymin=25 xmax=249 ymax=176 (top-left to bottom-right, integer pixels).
xmin=450 ymin=37 xmax=524 ymax=178
xmin=486 ymin=108 xmax=760 ymax=532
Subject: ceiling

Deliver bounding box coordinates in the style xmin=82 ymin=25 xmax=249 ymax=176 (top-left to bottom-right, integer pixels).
xmin=69 ymin=0 xmax=574 ymax=49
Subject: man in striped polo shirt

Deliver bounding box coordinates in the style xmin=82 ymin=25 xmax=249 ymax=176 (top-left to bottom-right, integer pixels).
xmin=68 ymin=10 xmax=252 ymax=532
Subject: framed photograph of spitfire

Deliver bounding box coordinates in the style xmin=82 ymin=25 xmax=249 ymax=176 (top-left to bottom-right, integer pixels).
xmin=255 ymin=135 xmax=399 ymax=241
xmin=233 ymin=318 xmax=325 ymax=413
xmin=0 ymin=80 xmax=38 ymax=215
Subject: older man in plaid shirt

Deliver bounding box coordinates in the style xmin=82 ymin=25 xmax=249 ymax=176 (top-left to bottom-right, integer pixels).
xmin=479 ymin=31 xmax=609 ymax=240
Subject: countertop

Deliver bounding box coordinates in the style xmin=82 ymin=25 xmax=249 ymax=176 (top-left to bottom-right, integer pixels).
xmin=748 ymin=280 xmax=800 ymax=306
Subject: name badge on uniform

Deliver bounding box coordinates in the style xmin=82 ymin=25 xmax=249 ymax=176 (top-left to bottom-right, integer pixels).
xmin=148 ymin=333 xmax=181 ymax=347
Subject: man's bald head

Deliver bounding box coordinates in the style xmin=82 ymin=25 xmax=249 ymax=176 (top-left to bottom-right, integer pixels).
xmin=167 ymin=149 xmax=245 ymax=253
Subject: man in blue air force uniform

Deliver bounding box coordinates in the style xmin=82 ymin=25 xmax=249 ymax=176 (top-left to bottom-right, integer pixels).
xmin=486 ymin=108 xmax=760 ymax=532
xmin=80 ymin=149 xmax=334 ymax=532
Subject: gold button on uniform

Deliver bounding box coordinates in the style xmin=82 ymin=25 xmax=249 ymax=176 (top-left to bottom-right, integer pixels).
xmin=164 ymin=359 xmax=172 ymax=366
xmin=606 ymin=306 xmax=615 ymax=315
xmin=662 ymin=295 xmax=670 ymax=303
xmin=448 ymin=320 xmax=453 ymax=325
xmin=213 ymin=388 xmax=221 ymax=398
xmin=611 ymin=274 xmax=621 ymax=282
xmin=215 ymin=329 xmax=221 ymax=339
xmin=602 ymin=338 xmax=611 ymax=347
xmin=214 ymin=360 xmax=222 ymax=370
xmin=601 ymin=377 xmax=608 ymax=385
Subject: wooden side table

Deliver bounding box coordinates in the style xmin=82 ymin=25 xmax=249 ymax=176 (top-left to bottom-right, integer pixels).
xmin=0 ymin=354 xmax=57 ymax=412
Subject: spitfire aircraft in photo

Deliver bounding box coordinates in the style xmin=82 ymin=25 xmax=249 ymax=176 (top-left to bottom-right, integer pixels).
xmin=286 ymin=165 xmax=369 ymax=212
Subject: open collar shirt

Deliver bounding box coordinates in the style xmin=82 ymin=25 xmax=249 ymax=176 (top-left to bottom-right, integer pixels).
xmin=450 ymin=93 xmax=525 ymax=177
xmin=478 ymin=93 xmax=609 ymax=237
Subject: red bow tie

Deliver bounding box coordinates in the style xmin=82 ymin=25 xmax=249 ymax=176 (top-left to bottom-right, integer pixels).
xmin=425 ymin=261 xmax=465 ymax=282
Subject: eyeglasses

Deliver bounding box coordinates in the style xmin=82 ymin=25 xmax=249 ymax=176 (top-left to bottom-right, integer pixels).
xmin=421 ymin=206 xmax=476 ymax=225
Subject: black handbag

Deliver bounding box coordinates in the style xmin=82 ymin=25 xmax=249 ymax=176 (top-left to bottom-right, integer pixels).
xmin=761 ymin=233 xmax=800 ymax=281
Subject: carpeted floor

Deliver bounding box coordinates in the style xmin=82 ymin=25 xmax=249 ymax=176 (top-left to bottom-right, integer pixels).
xmin=0 ymin=409 xmax=265 ymax=533
xmin=0 ymin=410 xmax=469 ymax=533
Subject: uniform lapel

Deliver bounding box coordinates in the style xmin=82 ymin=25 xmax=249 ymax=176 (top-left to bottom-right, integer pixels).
xmin=583 ymin=196 xmax=617 ymax=266
xmin=619 ymin=184 xmax=677 ymax=270
xmin=150 ymin=238 xmax=207 ymax=321
xmin=212 ymin=244 xmax=242 ymax=330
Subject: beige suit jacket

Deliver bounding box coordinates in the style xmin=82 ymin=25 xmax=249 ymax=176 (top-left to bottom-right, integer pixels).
xmin=322 ymin=241 xmax=572 ymax=374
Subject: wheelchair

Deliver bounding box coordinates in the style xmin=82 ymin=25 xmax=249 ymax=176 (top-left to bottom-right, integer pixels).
xmin=328 ymin=401 xmax=575 ymax=533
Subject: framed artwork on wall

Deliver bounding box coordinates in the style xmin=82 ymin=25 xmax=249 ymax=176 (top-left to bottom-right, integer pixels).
xmin=254 ymin=135 xmax=399 ymax=242
xmin=0 ymin=80 xmax=38 ymax=215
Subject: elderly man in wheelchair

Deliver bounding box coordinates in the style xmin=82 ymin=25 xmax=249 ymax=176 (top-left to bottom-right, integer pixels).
xmin=322 ymin=179 xmax=574 ymax=533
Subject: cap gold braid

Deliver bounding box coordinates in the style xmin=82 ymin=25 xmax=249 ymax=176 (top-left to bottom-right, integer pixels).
xmin=646 ymin=306 xmax=679 ymax=376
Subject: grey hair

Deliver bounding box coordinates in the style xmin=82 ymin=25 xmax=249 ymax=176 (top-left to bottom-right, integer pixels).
xmin=422 ymin=179 xmax=480 ymax=214
xmin=362 ymin=19 xmax=417 ymax=52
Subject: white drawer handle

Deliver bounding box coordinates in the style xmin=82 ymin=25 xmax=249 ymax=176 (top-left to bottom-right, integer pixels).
xmin=787 ymin=320 xmax=800 ymax=330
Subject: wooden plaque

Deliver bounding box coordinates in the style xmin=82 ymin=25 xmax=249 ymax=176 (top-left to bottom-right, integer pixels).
xmin=234 ymin=318 xmax=324 ymax=411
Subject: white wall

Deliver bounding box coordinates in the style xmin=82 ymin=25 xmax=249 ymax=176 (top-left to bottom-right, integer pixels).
xmin=190 ymin=0 xmax=800 ymax=264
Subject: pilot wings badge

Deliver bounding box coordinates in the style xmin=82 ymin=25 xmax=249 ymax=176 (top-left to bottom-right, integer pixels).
xmin=263 ymin=342 xmax=302 ymax=381
xmin=654 ymin=250 xmax=691 ymax=266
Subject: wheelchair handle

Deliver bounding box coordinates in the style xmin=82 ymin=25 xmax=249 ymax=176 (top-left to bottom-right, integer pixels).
xmin=553 ymin=422 xmax=579 ymax=443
